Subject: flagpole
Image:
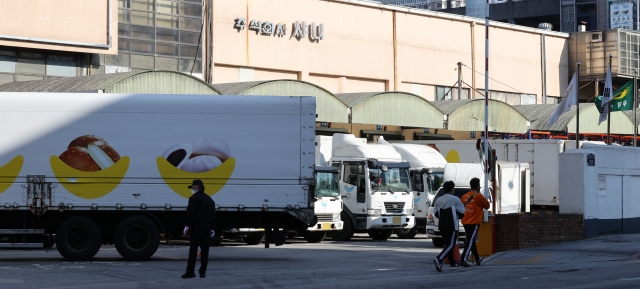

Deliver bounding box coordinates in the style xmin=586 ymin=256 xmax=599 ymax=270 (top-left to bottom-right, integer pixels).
xmin=576 ymin=62 xmax=580 ymax=149
xmin=484 ymin=0 xmax=490 ymax=207
xmin=607 ymin=54 xmax=612 ymax=145
xmin=635 ymin=69 xmax=638 ymax=147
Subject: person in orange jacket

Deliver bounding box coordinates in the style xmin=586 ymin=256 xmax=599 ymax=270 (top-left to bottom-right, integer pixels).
xmin=459 ymin=177 xmax=490 ymax=267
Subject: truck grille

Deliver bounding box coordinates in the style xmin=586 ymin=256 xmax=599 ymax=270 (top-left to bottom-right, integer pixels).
xmin=384 ymin=202 xmax=404 ymax=214
xmin=316 ymin=214 xmax=332 ymax=222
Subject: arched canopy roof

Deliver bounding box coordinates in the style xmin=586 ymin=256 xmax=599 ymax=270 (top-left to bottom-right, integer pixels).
xmin=334 ymin=92 xmax=444 ymax=128
xmin=514 ymin=104 xmax=634 ymax=134
xmin=0 ymin=71 xmax=219 ymax=94
xmin=432 ymin=99 xmax=530 ymax=133
xmin=212 ymin=80 xmax=348 ymax=123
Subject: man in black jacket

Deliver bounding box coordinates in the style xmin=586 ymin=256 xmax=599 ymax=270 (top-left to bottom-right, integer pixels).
xmin=182 ymin=179 xmax=216 ymax=279
xmin=432 ymin=181 xmax=466 ymax=272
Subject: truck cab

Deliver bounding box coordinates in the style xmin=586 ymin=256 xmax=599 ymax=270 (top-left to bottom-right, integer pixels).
xmin=326 ymin=134 xmax=415 ymax=241
xmin=386 ymin=142 xmax=446 ymax=239
xmin=304 ymin=166 xmax=344 ymax=242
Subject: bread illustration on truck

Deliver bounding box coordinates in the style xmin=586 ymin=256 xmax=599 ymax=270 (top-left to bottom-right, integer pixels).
xmin=157 ymin=137 xmax=235 ymax=198
xmin=50 ymin=135 xmax=130 ymax=199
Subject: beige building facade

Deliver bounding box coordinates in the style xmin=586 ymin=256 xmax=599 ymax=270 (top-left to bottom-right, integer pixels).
xmin=0 ymin=0 xmax=569 ymax=104
xmin=210 ymin=0 xmax=570 ymax=104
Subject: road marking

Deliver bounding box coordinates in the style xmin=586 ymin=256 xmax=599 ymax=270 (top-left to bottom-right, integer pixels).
xmin=493 ymin=254 xmax=553 ymax=265
xmin=0 ymin=279 xmax=24 ymax=284
xmin=368 ymin=268 xmax=397 ymax=271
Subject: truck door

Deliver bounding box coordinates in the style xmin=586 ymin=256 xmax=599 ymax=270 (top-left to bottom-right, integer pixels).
xmin=338 ymin=162 xmax=367 ymax=215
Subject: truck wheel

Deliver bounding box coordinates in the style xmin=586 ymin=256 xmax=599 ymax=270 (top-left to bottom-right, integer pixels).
xmin=432 ymin=238 xmax=444 ymax=248
xmin=368 ymin=229 xmax=393 ymax=241
xmin=114 ymin=215 xmax=160 ymax=261
xmin=328 ymin=213 xmax=354 ymax=241
xmin=56 ymin=216 xmax=102 ymax=261
xmin=303 ymin=231 xmax=327 ymax=243
xmin=243 ymin=232 xmax=265 ymax=245
xmin=395 ymin=227 xmax=418 ymax=239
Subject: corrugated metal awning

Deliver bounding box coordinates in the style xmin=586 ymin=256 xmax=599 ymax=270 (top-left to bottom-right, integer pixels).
xmin=212 ymin=80 xmax=348 ymax=123
xmin=514 ymin=104 xmax=634 ymax=134
xmin=0 ymin=71 xmax=219 ymax=94
xmin=335 ymin=92 xmax=444 ymax=128
xmin=432 ymin=99 xmax=530 ymax=133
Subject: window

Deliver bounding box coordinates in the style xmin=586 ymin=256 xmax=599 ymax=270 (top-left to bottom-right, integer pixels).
xmin=435 ymin=86 xmax=469 ymax=100
xmin=114 ymin=0 xmax=203 ymax=75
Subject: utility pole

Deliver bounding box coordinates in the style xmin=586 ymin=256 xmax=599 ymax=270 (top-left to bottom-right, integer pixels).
xmin=458 ymin=62 xmax=463 ymax=99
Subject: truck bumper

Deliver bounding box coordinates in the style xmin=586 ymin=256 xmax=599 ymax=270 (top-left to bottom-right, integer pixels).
xmin=366 ymin=215 xmax=415 ymax=229
xmin=308 ymin=221 xmax=343 ymax=231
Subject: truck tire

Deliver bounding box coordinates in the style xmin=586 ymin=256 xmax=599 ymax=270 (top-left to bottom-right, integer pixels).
xmin=303 ymin=231 xmax=326 ymax=243
xmin=328 ymin=213 xmax=354 ymax=241
xmin=368 ymin=229 xmax=393 ymax=241
xmin=395 ymin=227 xmax=418 ymax=239
xmin=432 ymin=238 xmax=444 ymax=248
xmin=242 ymin=232 xmax=265 ymax=245
xmin=55 ymin=216 xmax=102 ymax=261
xmin=113 ymin=215 xmax=160 ymax=261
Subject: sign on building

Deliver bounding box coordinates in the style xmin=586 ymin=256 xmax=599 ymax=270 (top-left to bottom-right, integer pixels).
xmin=609 ymin=0 xmax=639 ymax=29
xmin=610 ymin=2 xmax=635 ymax=29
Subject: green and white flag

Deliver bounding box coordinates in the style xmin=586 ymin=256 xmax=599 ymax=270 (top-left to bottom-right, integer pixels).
xmin=595 ymin=80 xmax=634 ymax=113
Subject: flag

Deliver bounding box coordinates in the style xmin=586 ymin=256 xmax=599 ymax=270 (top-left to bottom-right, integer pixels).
xmin=595 ymin=80 xmax=634 ymax=112
xmin=598 ymin=64 xmax=614 ymax=124
xmin=547 ymin=71 xmax=578 ymax=127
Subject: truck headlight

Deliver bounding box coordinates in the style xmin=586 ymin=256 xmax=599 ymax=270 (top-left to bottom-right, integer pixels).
xmin=404 ymin=207 xmax=413 ymax=215
xmin=367 ymin=209 xmax=381 ymax=216
xmin=332 ymin=213 xmax=341 ymax=221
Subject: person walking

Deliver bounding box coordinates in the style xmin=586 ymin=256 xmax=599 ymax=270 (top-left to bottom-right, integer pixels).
xmin=182 ymin=179 xmax=216 ymax=279
xmin=432 ymin=181 xmax=466 ymax=272
xmin=459 ymin=177 xmax=490 ymax=267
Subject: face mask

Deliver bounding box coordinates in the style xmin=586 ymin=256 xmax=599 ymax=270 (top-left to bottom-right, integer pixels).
xmin=191 ymin=189 xmax=197 ymax=195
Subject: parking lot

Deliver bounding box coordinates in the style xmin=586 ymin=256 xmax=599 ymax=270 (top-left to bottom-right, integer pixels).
xmin=0 ymin=234 xmax=639 ymax=289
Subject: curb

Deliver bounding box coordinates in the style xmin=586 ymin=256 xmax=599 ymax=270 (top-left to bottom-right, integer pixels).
xmin=482 ymin=251 xmax=508 ymax=264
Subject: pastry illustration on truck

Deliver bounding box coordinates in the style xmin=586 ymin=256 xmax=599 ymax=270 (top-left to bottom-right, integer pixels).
xmin=157 ymin=137 xmax=235 ymax=198
xmin=50 ymin=135 xmax=130 ymax=199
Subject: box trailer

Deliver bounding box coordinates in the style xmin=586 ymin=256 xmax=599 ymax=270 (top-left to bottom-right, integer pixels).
xmin=0 ymin=93 xmax=317 ymax=260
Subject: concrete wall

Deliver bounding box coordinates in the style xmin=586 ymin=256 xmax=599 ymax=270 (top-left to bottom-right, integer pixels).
xmin=0 ymin=0 xmax=117 ymax=55
xmin=210 ymin=0 xmax=570 ymax=100
xmin=560 ymin=145 xmax=640 ymax=238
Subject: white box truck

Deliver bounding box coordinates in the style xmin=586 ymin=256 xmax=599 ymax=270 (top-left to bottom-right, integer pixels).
xmin=317 ymin=134 xmax=415 ymax=241
xmin=402 ymin=140 xmax=571 ymax=210
xmin=384 ymin=141 xmax=446 ymax=239
xmin=0 ymin=93 xmax=318 ymax=260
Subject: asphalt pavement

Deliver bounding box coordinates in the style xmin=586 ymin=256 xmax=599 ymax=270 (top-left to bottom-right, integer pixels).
xmin=0 ymin=233 xmax=638 ymax=289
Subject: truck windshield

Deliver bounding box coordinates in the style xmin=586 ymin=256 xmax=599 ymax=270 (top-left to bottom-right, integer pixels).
xmin=371 ymin=167 xmax=411 ymax=192
xmin=426 ymin=173 xmax=444 ymax=196
xmin=315 ymin=171 xmax=340 ymax=198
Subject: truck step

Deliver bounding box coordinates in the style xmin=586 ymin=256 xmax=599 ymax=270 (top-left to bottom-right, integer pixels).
xmin=0 ymin=243 xmax=43 ymax=248
xmin=0 ymin=229 xmax=45 ymax=235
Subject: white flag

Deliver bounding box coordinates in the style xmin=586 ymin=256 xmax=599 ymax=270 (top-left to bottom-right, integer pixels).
xmin=547 ymin=71 xmax=578 ymax=127
xmin=598 ymin=64 xmax=613 ymax=125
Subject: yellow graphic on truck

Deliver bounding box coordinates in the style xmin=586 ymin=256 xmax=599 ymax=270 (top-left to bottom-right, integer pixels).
xmin=0 ymin=155 xmax=24 ymax=194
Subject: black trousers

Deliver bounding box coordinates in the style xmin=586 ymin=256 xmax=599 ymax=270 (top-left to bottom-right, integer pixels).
xmin=436 ymin=229 xmax=458 ymax=265
xmin=186 ymin=224 xmax=211 ymax=274
xmin=462 ymin=224 xmax=480 ymax=262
